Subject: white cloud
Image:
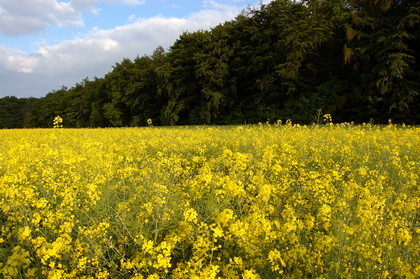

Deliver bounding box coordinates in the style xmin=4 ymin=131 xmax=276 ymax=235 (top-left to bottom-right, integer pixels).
xmin=0 ymin=0 xmax=96 ymax=36
xmin=0 ymin=46 xmax=38 ymax=73
xmin=203 ymin=0 xmax=238 ymax=11
xmin=71 ymin=0 xmax=99 ymax=13
xmin=0 ymin=0 xmax=150 ymax=37
xmin=0 ymin=0 xmax=255 ymax=97
xmin=128 ymin=14 xmax=136 ymax=22
xmin=104 ymin=0 xmax=146 ymax=5
xmin=119 ymin=0 xmax=146 ymax=5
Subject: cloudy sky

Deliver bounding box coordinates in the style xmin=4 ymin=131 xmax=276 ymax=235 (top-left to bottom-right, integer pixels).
xmin=0 ymin=0 xmax=269 ymax=98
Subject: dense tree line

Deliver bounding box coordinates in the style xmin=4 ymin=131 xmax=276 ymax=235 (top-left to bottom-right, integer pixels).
xmin=1 ymin=0 xmax=419 ymax=128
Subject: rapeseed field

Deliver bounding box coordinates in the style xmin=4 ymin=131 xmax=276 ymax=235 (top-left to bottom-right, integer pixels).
xmin=0 ymin=123 xmax=419 ymax=278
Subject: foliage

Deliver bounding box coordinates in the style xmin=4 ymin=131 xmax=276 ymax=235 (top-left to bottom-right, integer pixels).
xmin=0 ymin=96 xmax=34 ymax=128
xmin=1 ymin=124 xmax=419 ymax=278
xmin=1 ymin=0 xmax=420 ymax=127
xmin=345 ymin=0 xmax=420 ymax=121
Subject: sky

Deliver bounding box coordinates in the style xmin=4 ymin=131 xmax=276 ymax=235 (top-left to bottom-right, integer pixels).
xmin=0 ymin=0 xmax=270 ymax=98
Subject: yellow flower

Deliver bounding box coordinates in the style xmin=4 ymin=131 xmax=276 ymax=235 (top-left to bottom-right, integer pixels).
xmin=396 ymin=228 xmax=412 ymax=245
xmin=214 ymin=209 xmax=235 ymax=226
xmin=53 ymin=115 xmax=63 ymax=128
xmin=268 ymin=249 xmax=286 ymax=272
xmin=1 ymin=123 xmax=419 ymax=278
xmin=212 ymin=225 xmax=224 ymax=238
xmin=18 ymin=226 xmax=31 ymax=241
xmin=243 ymin=269 xmax=261 ymax=279
xmin=184 ymin=208 xmax=198 ymax=223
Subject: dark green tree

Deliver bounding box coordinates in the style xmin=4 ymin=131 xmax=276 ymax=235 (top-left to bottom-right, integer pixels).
xmin=103 ymin=58 xmax=135 ymax=126
xmin=87 ymin=77 xmax=109 ymax=127
xmin=62 ymin=78 xmax=95 ymax=128
xmin=345 ymin=0 xmax=420 ymax=122
xmin=194 ymin=23 xmax=240 ymax=124
xmin=0 ymin=96 xmax=29 ymax=128
xmin=104 ymin=47 xmax=167 ymax=126
xmin=156 ymin=32 xmax=208 ymax=125
xmin=8 ymin=0 xmax=420 ymax=126
xmin=226 ymin=0 xmax=346 ymax=122
xmin=28 ymin=87 xmax=67 ymax=127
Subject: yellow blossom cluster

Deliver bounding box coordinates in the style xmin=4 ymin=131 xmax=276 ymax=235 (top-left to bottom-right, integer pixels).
xmin=0 ymin=123 xmax=419 ymax=278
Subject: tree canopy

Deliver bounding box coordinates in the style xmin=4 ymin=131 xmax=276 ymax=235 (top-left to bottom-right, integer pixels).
xmin=2 ymin=0 xmax=419 ymax=128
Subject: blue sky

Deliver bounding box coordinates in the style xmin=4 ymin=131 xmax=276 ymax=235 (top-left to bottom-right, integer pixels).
xmin=0 ymin=0 xmax=268 ymax=98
